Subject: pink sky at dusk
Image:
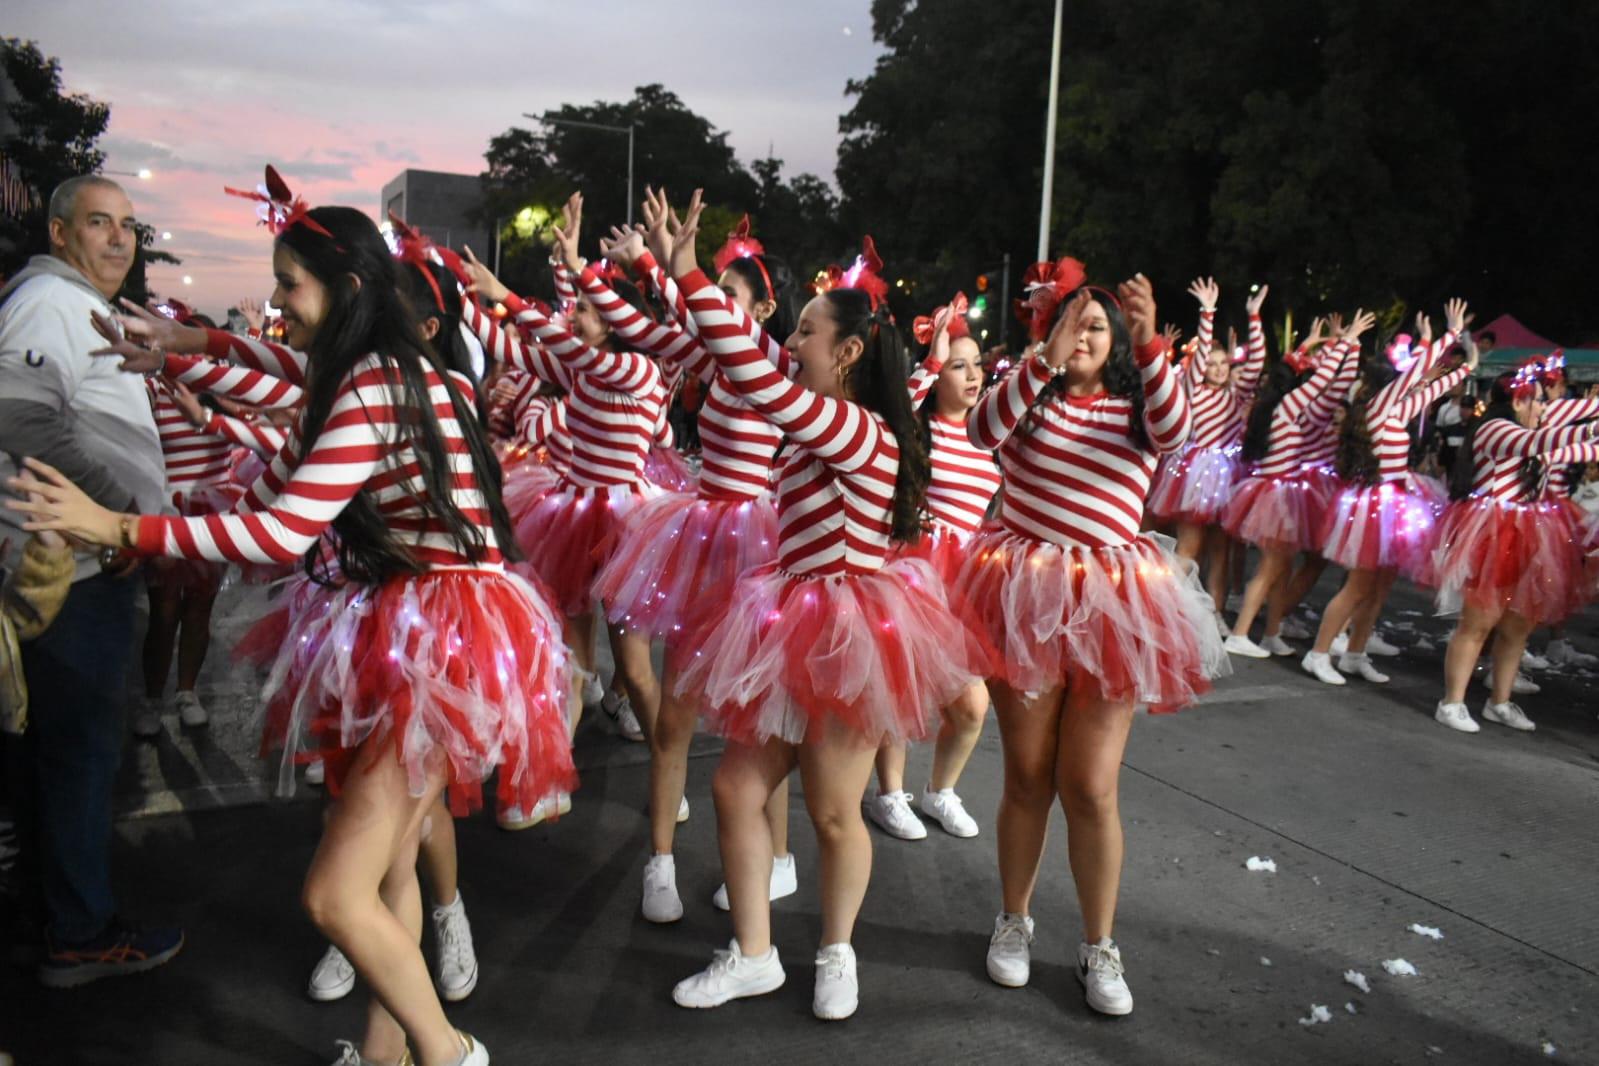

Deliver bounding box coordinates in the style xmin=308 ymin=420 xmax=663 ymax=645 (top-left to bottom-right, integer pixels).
xmin=10 ymin=1 xmax=881 ymax=316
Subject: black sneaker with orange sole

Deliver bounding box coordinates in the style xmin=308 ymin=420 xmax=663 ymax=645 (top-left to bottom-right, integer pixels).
xmin=38 ymin=918 xmax=183 ymax=988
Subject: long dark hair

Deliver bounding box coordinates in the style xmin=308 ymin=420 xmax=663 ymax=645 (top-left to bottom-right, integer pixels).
xmin=821 ymin=288 xmax=928 ymax=543
xmin=277 ymin=206 xmax=520 ymax=584
xmin=723 ymin=253 xmax=802 ymax=341
xmin=1241 ymin=359 xmax=1311 ymax=464
xmin=1335 ymin=355 xmax=1395 ymax=486
xmin=1448 ymin=373 xmax=1540 ymax=501
xmin=1022 ymin=289 xmax=1147 ymax=449
xmin=398 ymin=257 xmax=487 ymax=421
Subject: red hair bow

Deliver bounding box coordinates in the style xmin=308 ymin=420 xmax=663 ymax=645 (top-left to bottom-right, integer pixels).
xmin=913 ymin=292 xmax=971 ymax=345
xmin=1014 ymin=256 xmax=1086 ymax=342
xmin=386 ymin=211 xmax=469 ymax=313
xmin=815 ymin=235 xmax=890 ymax=310
xmin=1540 ymin=348 xmax=1566 ymax=386
xmin=1284 ymin=345 xmax=1316 ymax=374
xmin=1509 ymin=358 xmax=1543 ymax=401
xmin=713 ymin=214 xmax=766 ymax=274
xmin=224 ymin=165 xmax=335 ymax=241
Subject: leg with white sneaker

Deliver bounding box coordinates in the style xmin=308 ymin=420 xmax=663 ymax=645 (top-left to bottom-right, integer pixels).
xmin=1259 ymin=551 xmax=1324 ymax=650
xmin=865 ymin=740 xmax=926 ymax=840
xmin=1437 ymin=602 xmax=1501 ymax=733
xmin=643 ymin=668 xmax=697 ymax=923
xmin=711 ymin=783 xmax=797 ymax=912
xmin=988 ymin=683 xmax=1062 ymax=989
xmin=919 ymin=682 xmax=987 ymax=838
xmin=1228 ymin=546 xmax=1296 ymax=655
xmin=1482 ymin=612 xmax=1538 ymax=732
xmin=172 ymin=583 xmax=220 ymax=728
xmin=416 ymin=798 xmax=476 ymax=1002
xmin=608 ymin=624 xmax=660 ymax=745
xmin=1304 ymin=566 xmax=1381 ymax=685
xmin=1545 ymin=627 xmax=1598 ymax=666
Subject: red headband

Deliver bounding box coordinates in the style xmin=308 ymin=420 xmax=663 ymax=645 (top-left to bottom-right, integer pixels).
xmin=814 ymin=235 xmax=890 ymax=311
xmin=386 ymin=211 xmax=451 ymax=313
xmin=1540 ymin=348 xmax=1566 ymax=386
xmin=1284 ymin=345 xmax=1316 ymax=374
xmin=713 ymin=214 xmax=774 ymax=300
xmin=1014 ymin=256 xmax=1096 ymax=342
xmin=225 ymin=165 xmax=336 ymax=241
xmin=1509 ymin=358 xmax=1543 ymax=401
xmin=913 ymin=292 xmax=971 ymax=345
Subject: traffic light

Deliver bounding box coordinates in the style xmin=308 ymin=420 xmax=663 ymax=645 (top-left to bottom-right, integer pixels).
xmin=970 ymin=294 xmax=989 ymax=320
xmin=976 ymin=272 xmax=991 ymax=293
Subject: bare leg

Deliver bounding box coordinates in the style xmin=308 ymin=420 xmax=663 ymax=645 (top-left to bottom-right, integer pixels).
xmin=648 ymin=661 xmax=698 ymax=855
xmin=796 ymin=721 xmax=880 ymax=946
xmin=1346 ymin=569 xmax=1398 ymax=654
xmin=174 ymin=585 xmax=218 ymax=692
xmin=1310 ymin=568 xmax=1377 ymax=654
xmin=1231 ymin=546 xmax=1293 ymax=638
xmin=1173 ymin=521 xmax=1205 ymax=563
xmin=1265 ymin=554 xmax=1327 ymax=637
xmin=928 ymin=682 xmax=988 ymax=792
xmin=714 ymin=739 xmax=798 ymax=956
xmin=1488 ymin=610 xmax=1536 ymax=705
xmin=872 ymin=739 xmax=907 ymax=795
xmin=992 ymin=682 xmax=1065 ymax=916
xmin=1054 ymin=694 xmax=1137 ymax=943
xmin=1443 ymin=602 xmax=1502 ymax=704
xmin=608 ymin=623 xmax=661 ymax=739
xmin=416 ymin=795 xmax=457 ymax=906
xmin=1203 ymin=528 xmax=1231 ymax=612
xmin=765 ymin=780 xmax=790 ymax=859
xmin=563 ymin=610 xmax=596 ymax=737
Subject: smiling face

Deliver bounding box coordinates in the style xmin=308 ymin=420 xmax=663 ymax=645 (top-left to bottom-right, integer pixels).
xmin=1203 ymin=345 xmax=1232 ymax=387
xmin=934 ymin=336 xmax=984 ymax=416
xmin=785 ymin=295 xmax=864 ymax=398
xmin=269 ymin=243 xmax=331 ymax=351
xmin=49 ymin=182 xmax=137 ymax=299
xmin=1044 ymin=295 xmax=1112 ymax=387
xmin=1514 ymin=388 xmax=1546 ymax=428
xmin=569 ymin=294 xmax=610 ymax=348
xmin=717 ymin=267 xmax=776 ymax=324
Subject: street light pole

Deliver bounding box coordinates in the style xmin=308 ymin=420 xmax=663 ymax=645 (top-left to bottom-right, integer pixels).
xmin=523 ymin=113 xmax=638 ymax=224
xmin=1036 ymin=0 xmax=1064 ymax=261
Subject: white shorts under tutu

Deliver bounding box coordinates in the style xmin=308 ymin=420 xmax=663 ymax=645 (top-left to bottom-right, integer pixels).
xmin=1146 ymin=444 xmax=1241 ymax=525
xmin=512 ymin=480 xmax=656 ymax=616
xmin=257 ymin=566 xmax=574 ymax=816
xmin=1318 ymin=478 xmax=1439 ymax=576
xmin=1221 ymin=473 xmax=1319 ymax=553
xmin=593 ymin=490 xmax=778 ymax=640
xmin=672 ymin=559 xmax=991 ymax=746
xmin=953 ymin=528 xmax=1230 ymax=710
xmin=1423 ymin=495 xmax=1584 ymax=624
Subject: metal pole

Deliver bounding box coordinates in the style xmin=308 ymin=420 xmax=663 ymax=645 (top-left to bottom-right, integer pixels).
xmin=1000 ymin=252 xmax=1012 ymax=349
xmin=626 ymin=124 xmax=636 ymax=226
xmin=493 ymin=217 xmax=503 ymax=277
xmin=1037 ymin=0 xmax=1065 ymax=262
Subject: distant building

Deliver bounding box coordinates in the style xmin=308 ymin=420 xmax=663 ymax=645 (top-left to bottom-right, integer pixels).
xmin=379 ymin=169 xmax=488 ymax=255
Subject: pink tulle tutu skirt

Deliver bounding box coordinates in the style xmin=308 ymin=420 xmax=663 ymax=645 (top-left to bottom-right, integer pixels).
xmin=593 ymin=490 xmax=778 ymax=640
xmin=256 ymin=566 xmax=574 ymax=816
xmin=1423 ymin=495 xmax=1584 ymax=624
xmin=1318 ymin=478 xmax=1440 ymax=575
xmin=512 ymin=481 xmax=654 ymax=616
xmin=1146 ymin=444 xmax=1241 ymax=525
xmin=952 ymin=528 xmax=1230 ymax=710
xmin=147 ymin=482 xmax=244 ymax=590
xmin=672 ymin=559 xmax=991 ymax=746
xmin=1297 ymin=463 xmax=1344 ymax=540
xmin=643 ymin=445 xmax=698 ymax=495
xmin=1222 ymin=473 xmax=1319 ymax=553
xmin=500 ymin=454 xmax=562 ymax=522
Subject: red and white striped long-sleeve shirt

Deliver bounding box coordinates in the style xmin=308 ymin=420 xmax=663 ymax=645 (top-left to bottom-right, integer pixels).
xmin=135 ymin=358 xmax=498 ymax=567
xmin=1297 ymin=339 xmax=1359 ymax=470
xmin=462 ymin=296 xmax=665 ymax=489
xmin=201 ymin=330 xmax=309 ymax=387
xmin=1186 ymin=310 xmax=1265 ymax=449
xmin=679 ymin=268 xmax=898 ymax=574
xmin=1250 ymin=342 xmax=1353 ymax=478
xmin=1468 ymin=418 xmax=1599 ymax=502
xmin=206 ymin=412 xmax=286 ymax=457
xmin=926 ymin=414 xmax=1001 ymax=534
xmin=970 ymin=339 xmax=1189 ymax=549
xmin=163 ymin=353 xmax=304 ymax=409
xmin=1538 ymin=395 xmax=1599 ymax=498
xmin=1367 ymin=335 xmax=1465 ymax=482
xmin=517 ymin=392 xmax=572 ymax=471
xmin=149 ymin=383 xmax=235 ymax=494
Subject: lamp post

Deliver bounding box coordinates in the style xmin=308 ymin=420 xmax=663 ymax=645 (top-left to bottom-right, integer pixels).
xmin=1036 ymin=0 xmax=1064 ymax=261
xmin=525 ymin=113 xmax=637 ymax=224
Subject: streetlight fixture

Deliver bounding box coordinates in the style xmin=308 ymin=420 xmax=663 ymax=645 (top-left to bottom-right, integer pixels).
xmin=100 ymin=168 xmax=154 ymax=181
xmin=525 ymin=113 xmax=637 ymax=224
xmin=160 ymin=231 xmax=172 ymax=241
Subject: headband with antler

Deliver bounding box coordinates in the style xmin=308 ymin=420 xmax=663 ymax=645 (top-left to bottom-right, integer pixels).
xmin=713 ymin=214 xmax=775 ymax=299
xmin=814 ymin=235 xmax=890 ymax=311
xmin=386 ymin=210 xmax=473 ymax=313
xmin=913 ymin=292 xmax=971 ymax=345
xmin=225 ymin=165 xmax=335 ymax=241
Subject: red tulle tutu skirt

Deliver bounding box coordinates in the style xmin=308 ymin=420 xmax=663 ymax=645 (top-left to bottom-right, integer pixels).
xmin=952 ymin=528 xmax=1230 ymax=711
xmin=1318 ymin=478 xmax=1440 ymax=575
xmin=500 ymin=455 xmax=562 ymax=522
xmin=1222 ymin=473 xmax=1319 ymax=553
xmin=1424 ymin=495 xmax=1584 ymax=624
xmin=1298 ymin=463 xmax=1344 ymax=541
xmin=1146 ymin=444 xmax=1242 ymax=525
xmin=593 ymin=490 xmax=779 ymax=640
xmin=511 ymin=481 xmax=654 ymax=616
xmin=256 ymin=566 xmax=574 ymax=815
xmin=643 ymin=445 xmax=698 ymax=495
xmin=671 ymin=559 xmax=991 ymax=746
xmin=147 ymin=483 xmax=244 ymax=590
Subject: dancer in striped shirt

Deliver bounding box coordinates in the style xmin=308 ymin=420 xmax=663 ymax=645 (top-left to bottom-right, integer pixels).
xmin=1301 ymin=301 xmax=1471 ymax=686
xmin=664 ymin=192 xmax=986 ymax=1021
xmin=952 ymin=258 xmax=1227 ymax=1017
xmin=16 ymin=185 xmax=568 ymax=1066
xmin=867 ymin=296 xmax=1000 ymax=843
xmin=1428 ymin=365 xmax=1599 ymax=734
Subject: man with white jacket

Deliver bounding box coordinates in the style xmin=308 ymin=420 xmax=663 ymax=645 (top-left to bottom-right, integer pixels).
xmin=0 ymin=174 xmax=179 ymax=987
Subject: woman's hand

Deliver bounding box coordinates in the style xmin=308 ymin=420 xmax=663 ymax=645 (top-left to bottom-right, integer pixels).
xmin=1160 ymin=322 xmax=1183 ymax=348
xmin=598 ymin=224 xmax=646 ymax=270
xmin=458 ymin=245 xmax=510 ymax=304
xmin=667 ymin=188 xmax=705 ymax=278
xmin=5 ymin=458 xmax=125 ymax=548
xmin=1343 ymin=309 xmax=1377 ymax=341
xmin=1415 ymin=310 xmax=1434 ymax=346
xmin=1443 ymin=297 xmax=1468 ymax=337
xmin=168 ymin=381 xmax=208 ymax=429
xmin=550 ymin=191 xmax=584 ymax=275
xmin=641 ymin=185 xmax=675 ymax=266
xmin=1041 ymin=290 xmax=1091 ymax=370
xmin=1304 ymin=316 xmax=1327 ymax=348
xmin=236 ymin=297 xmax=266 ymax=332
xmin=89 ymin=310 xmax=165 ymax=373
xmin=1117 ymin=274 xmax=1158 ymax=347
xmin=1244 ymin=283 xmax=1269 ymax=317
xmin=1186 ymin=276 xmax=1219 ymax=312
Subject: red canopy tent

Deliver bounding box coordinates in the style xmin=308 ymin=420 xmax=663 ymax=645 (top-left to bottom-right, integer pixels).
xmin=1473 ymin=313 xmax=1556 ymax=350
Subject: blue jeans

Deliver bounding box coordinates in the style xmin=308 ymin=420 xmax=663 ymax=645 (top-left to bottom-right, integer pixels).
xmin=7 ymin=571 xmax=137 ymax=942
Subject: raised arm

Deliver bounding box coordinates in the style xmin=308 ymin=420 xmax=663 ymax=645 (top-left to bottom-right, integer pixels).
xmin=460 ymin=295 xmax=572 ymax=390
xmin=1279 ymin=339 xmax=1351 ymax=424
xmin=1301 ymin=339 xmax=1356 ymax=431
xmin=1396 ymin=365 xmax=1471 ymax=424
xmin=969 ymin=357 xmax=1051 ymax=452
xmin=206 ymin=413 xmax=288 ymax=457
xmin=163 ymin=353 xmax=303 ymax=409
xmin=1478 ymin=418 xmax=1599 ymax=462
xmin=506 ymin=295 xmax=660 ymax=397
xmin=1543 ymin=395 xmax=1599 ymax=429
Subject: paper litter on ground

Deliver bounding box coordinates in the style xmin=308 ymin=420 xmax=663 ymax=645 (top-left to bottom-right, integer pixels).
xmin=1409 ymin=923 xmax=1444 ymax=939
xmin=1382 ymin=958 xmax=1418 ymax=976
xmin=1543 ymin=1040 xmax=1557 ymax=1056
xmin=1245 ymin=856 xmax=1277 ymax=873
xmin=1343 ymin=970 xmax=1371 ymax=993
xmin=1345 ymin=1002 xmax=1358 ymax=1014
xmin=1298 ymin=1004 xmax=1333 ymax=1026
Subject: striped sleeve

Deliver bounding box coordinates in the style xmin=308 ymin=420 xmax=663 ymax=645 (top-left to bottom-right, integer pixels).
xmin=633 ymin=252 xmax=691 ymax=326
xmin=164 ymin=353 xmax=303 ymax=408
xmin=1543 ymin=395 xmax=1599 ymax=429
xmin=205 ymin=414 xmax=287 ymax=457
xmin=1233 ymin=313 xmax=1268 ymax=400
xmin=552 ymin=260 xmax=578 ymax=313
xmin=969 ymin=358 xmax=1052 ymax=451
xmin=1302 ymin=340 xmax=1356 ymax=430
xmin=908 ymin=349 xmax=944 ymax=407
xmin=1396 ymin=366 xmax=1470 ymax=424
xmin=136 ymin=365 xmax=396 ymax=563
xmin=1543 ymin=441 xmax=1599 ymax=466
xmin=1194 ymin=306 xmax=1215 ymax=359
xmin=466 ymin=296 xmax=571 ymax=390
xmin=1136 ymin=337 xmax=1189 ymax=452
xmin=516 ymin=393 xmax=563 ymax=450
xmin=507 ymin=296 xmax=660 ymax=397
xmin=1478 ymin=418 xmax=1599 ymax=461
xmin=679 ymin=268 xmax=882 ymax=472
xmin=1280 ymin=341 xmax=1349 ymax=424
xmin=203 ymin=329 xmax=308 ymax=386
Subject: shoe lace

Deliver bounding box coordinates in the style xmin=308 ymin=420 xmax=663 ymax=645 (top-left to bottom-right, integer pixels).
xmin=332 ymin=1040 xmax=363 ymax=1066
xmin=993 ymin=917 xmax=1030 ymax=950
xmin=704 ymin=947 xmax=737 ymax=981
xmin=437 ymin=911 xmax=471 ymax=971
xmin=818 ymin=948 xmax=850 ymax=981
xmin=1083 ymin=943 xmax=1124 ymax=982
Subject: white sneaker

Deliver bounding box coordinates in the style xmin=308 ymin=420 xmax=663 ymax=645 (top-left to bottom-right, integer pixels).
xmin=174 ymin=690 xmax=208 ymax=727
xmin=864 ymin=791 xmax=927 ymax=840
xmin=712 ymin=853 xmax=798 ymax=911
xmin=1330 ymin=632 xmax=1349 ymax=655
xmin=132 ymin=697 xmax=163 ymax=739
xmin=1337 ymin=652 xmax=1390 ymax=684
xmin=677 ymin=795 xmax=690 ymax=824
xmin=673 ymin=939 xmax=786 ymax=1008
xmin=308 ymin=944 xmax=355 ymax=1001
xmin=1484 ymin=669 xmax=1541 ymax=695
xmin=1546 ymin=639 xmax=1599 ymax=667
xmin=497 ymin=791 xmax=571 ymax=831
xmin=581 ymin=673 xmax=604 ymax=705
xmin=603 ymin=690 xmax=644 ymax=741
xmin=1279 ymin=617 xmax=1312 ymax=640
xmin=1366 ymin=632 xmax=1401 ymax=657
xmin=305 ymin=759 xmax=326 ymax=786
xmin=919 ymin=788 xmax=979 ymax=838
xmin=1301 ymin=651 xmax=1347 ymax=686
xmin=812 ymin=943 xmax=858 ymax=1020
xmin=986 ymin=912 xmax=1034 ymax=988
xmin=1213 ymin=612 xmax=1230 ymax=639
xmin=642 ymin=854 xmax=684 ymax=923
xmin=1521 ymin=649 xmax=1551 ymax=671
xmin=1482 ymin=700 xmax=1536 ymax=732
xmin=1078 ymin=938 xmax=1134 ymax=1016
xmin=1223 ymin=634 xmax=1271 ymax=659
xmin=431 ymin=892 xmax=477 ymax=1002
xmin=1259 ymin=634 xmax=1296 ymax=657
xmin=1434 ymin=701 xmax=1481 ymax=733
xmin=454 ymin=1031 xmax=488 ymax=1066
